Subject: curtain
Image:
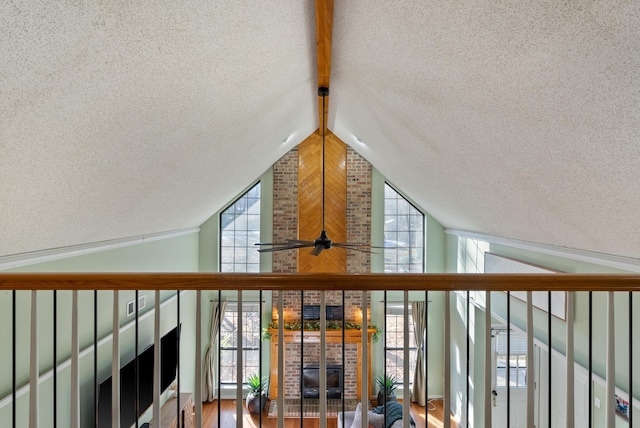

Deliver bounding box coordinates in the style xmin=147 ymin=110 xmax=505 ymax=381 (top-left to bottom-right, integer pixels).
xmin=203 ymin=300 xmax=227 ymax=402
xmin=410 ymin=301 xmax=427 ymax=405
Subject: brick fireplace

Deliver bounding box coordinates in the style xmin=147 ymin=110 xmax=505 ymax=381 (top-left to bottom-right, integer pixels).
xmin=269 ymin=139 xmax=374 ymax=399
xmin=269 ymin=290 xmax=372 ymax=399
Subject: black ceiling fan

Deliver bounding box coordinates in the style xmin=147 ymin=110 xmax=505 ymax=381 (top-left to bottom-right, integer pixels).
xmin=255 ymin=87 xmax=383 ymax=256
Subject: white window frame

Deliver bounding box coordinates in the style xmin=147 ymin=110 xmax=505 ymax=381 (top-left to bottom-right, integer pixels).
xmin=494 ymin=329 xmax=528 ymax=388
xmin=219 ymin=302 xmax=262 ymax=385
xmin=383 ymin=182 xmax=425 ymax=273
xmin=384 ymin=304 xmax=417 ymax=386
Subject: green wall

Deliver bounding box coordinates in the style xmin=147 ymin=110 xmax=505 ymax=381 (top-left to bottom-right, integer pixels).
xmin=487 ymin=242 xmax=639 ymax=399
xmin=0 ymin=232 xmax=199 ymax=427
xmin=6 ymin=232 xmax=199 ymax=273
xmin=447 ymin=233 xmax=640 ymax=426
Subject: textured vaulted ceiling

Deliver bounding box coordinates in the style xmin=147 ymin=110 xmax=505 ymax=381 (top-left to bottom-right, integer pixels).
xmin=2 ymin=1 xmax=639 ymax=260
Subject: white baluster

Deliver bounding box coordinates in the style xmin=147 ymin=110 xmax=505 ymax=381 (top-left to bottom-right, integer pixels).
xmin=319 ymin=291 xmax=326 ymax=428
xmin=236 ymin=291 xmax=243 ymax=422
xmin=444 ymin=291 xmax=450 ymax=428
xmin=153 ymin=290 xmax=161 ymax=425
xmin=278 ymin=291 xmax=284 ymax=428
xmin=566 ymin=292 xmax=574 ymax=428
xmin=527 ymin=291 xmax=534 ymax=427
xmin=361 ymin=290 xmax=368 ymax=428
xmin=29 ymin=291 xmax=39 ymax=428
xmin=71 ymin=291 xmax=79 ymax=428
xmin=112 ymin=291 xmax=120 ymax=428
xmin=606 ymin=291 xmax=615 ymax=428
xmin=484 ymin=291 xmax=492 ymax=428
xmin=194 ymin=290 xmax=202 ymax=426
xmin=403 ymin=291 xmax=410 ymax=428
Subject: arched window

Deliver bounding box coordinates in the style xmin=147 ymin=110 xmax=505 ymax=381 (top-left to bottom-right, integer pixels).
xmin=383 ymin=183 xmax=424 ymax=273
xmin=220 ymin=182 xmax=261 ymax=272
xmin=383 ymin=183 xmax=425 ymax=385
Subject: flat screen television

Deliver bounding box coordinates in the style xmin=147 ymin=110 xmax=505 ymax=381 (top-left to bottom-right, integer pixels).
xmin=302 ymin=365 xmax=342 ymax=399
xmin=97 ymin=324 xmax=180 ymax=428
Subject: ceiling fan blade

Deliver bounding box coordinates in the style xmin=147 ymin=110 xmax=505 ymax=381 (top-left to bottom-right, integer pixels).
xmin=331 ymin=242 xmax=371 ymax=247
xmin=256 ymin=243 xmax=314 ymax=253
xmin=255 ymin=240 xmax=313 ymax=246
xmin=331 ymin=243 xmax=379 ymax=254
xmin=310 ymin=245 xmax=324 ymax=256
xmin=332 ymin=242 xmax=390 ymax=249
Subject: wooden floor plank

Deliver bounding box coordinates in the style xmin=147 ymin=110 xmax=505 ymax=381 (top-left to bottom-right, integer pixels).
xmin=202 ymin=399 xmax=458 ymax=428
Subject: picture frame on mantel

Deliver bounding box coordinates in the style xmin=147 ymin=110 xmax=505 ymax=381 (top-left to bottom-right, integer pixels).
xmin=484 ymin=252 xmax=567 ymax=320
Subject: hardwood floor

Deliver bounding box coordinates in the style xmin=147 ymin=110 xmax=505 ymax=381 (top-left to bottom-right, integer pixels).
xmin=202 ymin=399 xmax=458 ymax=427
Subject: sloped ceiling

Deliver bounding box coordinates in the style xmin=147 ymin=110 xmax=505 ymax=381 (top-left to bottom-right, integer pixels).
xmin=331 ymin=1 xmax=640 ymax=259
xmin=2 ymin=1 xmax=639 ymax=260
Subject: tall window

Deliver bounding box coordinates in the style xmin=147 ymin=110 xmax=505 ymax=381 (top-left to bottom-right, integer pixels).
xmin=385 ymin=305 xmax=417 ymax=385
xmin=220 ymin=182 xmax=261 ymax=272
xmin=383 ymin=183 xmax=424 ymax=273
xmin=219 ymin=302 xmax=262 ymax=384
xmin=495 ymin=330 xmax=527 ymax=388
xmin=383 ymin=184 xmax=424 ymax=384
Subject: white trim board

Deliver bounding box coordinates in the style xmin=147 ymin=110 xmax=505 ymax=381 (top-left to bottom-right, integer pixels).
xmin=445 ymin=229 xmax=640 ymax=273
xmin=0 ymin=227 xmax=200 ymax=271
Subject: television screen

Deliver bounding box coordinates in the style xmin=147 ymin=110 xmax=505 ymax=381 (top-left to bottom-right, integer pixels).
xmin=160 ymin=325 xmax=179 ymax=390
xmin=97 ymin=324 xmax=181 ymax=428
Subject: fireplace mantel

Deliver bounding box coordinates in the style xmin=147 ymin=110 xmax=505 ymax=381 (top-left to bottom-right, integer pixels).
xmin=268 ymin=328 xmax=376 ymax=400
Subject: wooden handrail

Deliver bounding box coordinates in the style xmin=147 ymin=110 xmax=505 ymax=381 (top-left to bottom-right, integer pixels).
xmin=0 ymin=272 xmax=639 ymax=291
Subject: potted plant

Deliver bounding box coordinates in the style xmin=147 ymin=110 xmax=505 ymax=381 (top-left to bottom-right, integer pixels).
xmin=245 ymin=373 xmax=268 ymax=414
xmin=376 ymin=374 xmax=398 ymax=405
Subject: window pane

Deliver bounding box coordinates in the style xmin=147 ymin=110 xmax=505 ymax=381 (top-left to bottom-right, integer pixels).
xmin=384 ymin=309 xmax=417 ymax=385
xmin=220 ymin=183 xmax=261 ymax=273
xmin=247 ymin=248 xmax=260 ymax=265
xmin=220 ymin=306 xmax=262 ymax=385
xmin=495 ymin=330 xmax=527 ymax=389
xmin=247 ymin=214 xmax=260 ymax=230
xmin=384 ymin=183 xmax=424 ymax=274
xmin=496 ymin=367 xmax=506 ymax=387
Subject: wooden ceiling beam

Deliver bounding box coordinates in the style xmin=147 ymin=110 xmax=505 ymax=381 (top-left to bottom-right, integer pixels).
xmin=315 ymin=0 xmax=333 ymax=133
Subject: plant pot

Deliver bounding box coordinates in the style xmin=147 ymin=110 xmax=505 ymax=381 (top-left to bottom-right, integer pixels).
xmin=246 ymin=394 xmax=267 ymax=414
xmin=377 ymin=391 xmax=397 ymax=406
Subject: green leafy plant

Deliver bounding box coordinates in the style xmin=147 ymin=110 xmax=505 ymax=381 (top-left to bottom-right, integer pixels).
xmin=246 ymin=373 xmax=266 ymax=397
xmin=266 ymin=320 xmax=380 ymax=342
xmin=261 ymin=327 xmax=272 ymax=341
xmin=371 ymin=325 xmax=381 ymax=343
xmin=376 ymin=374 xmax=398 ymax=396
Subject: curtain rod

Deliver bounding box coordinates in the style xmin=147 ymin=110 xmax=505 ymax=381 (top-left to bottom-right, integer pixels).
xmin=379 ymin=300 xmax=433 ymax=303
